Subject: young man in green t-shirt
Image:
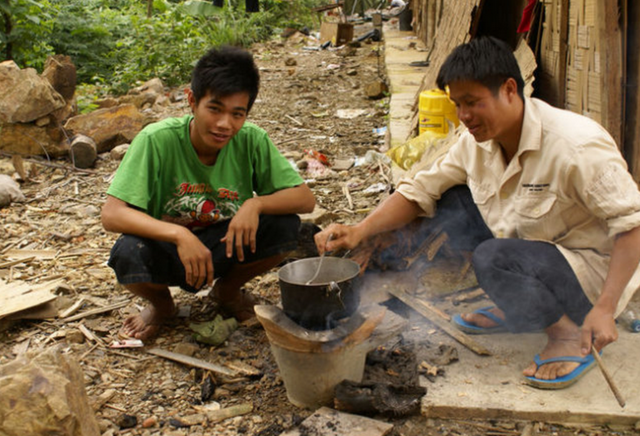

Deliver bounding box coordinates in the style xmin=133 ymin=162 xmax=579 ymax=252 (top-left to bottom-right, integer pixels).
xmin=102 ymin=46 xmax=316 ymax=340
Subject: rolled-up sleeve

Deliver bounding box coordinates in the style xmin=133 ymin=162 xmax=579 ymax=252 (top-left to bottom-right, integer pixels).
xmin=585 ymin=162 xmax=640 ymax=236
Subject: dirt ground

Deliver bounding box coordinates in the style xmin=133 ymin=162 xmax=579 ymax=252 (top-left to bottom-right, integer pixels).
xmin=1 ymin=30 xmax=637 ymax=436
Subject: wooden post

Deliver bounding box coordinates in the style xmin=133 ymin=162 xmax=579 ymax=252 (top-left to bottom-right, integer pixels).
xmin=597 ymin=0 xmax=625 ymax=148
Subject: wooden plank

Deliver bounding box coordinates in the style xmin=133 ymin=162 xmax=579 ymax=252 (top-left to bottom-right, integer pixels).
xmin=423 ymin=403 xmax=640 ymax=427
xmin=0 ymin=256 xmax=36 ymax=269
xmin=625 ymin=0 xmax=640 ymax=180
xmin=61 ymin=300 xmax=129 ymax=322
xmin=388 ymin=287 xmax=492 ymax=356
xmin=557 ymin=0 xmax=569 ymax=107
xmin=281 ymin=407 xmax=393 ymax=436
xmin=3 ymin=249 xmax=57 ymax=260
xmin=0 ymin=279 xmax=62 ymax=318
xmin=146 ymin=348 xmax=238 ymax=377
xmin=596 ymin=0 xmax=625 ymax=147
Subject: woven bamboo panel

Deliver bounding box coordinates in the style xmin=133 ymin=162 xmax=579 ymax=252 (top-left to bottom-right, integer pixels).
xmin=539 ymin=1 xmax=561 ymax=84
xmin=565 ymin=0 xmax=602 ymax=122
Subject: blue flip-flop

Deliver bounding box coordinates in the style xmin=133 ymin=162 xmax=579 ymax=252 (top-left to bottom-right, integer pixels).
xmin=524 ymin=354 xmax=597 ymax=390
xmin=451 ymin=306 xmax=508 ymax=334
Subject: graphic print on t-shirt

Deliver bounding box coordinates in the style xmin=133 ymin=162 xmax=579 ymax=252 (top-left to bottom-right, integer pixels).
xmin=161 ymin=181 xmax=240 ymax=229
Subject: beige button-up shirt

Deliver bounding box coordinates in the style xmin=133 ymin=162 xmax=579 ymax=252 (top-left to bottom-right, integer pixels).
xmin=397 ymin=97 xmax=640 ymax=314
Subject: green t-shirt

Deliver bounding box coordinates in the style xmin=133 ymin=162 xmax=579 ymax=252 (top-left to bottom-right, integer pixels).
xmin=107 ymin=115 xmax=303 ymax=230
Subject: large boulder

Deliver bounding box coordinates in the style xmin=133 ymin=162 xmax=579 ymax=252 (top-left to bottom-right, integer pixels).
xmin=42 ymin=55 xmax=77 ymax=102
xmin=0 ymin=122 xmax=67 ymax=157
xmin=0 ymin=347 xmax=100 ymax=436
xmin=63 ymin=104 xmax=147 ymax=153
xmin=0 ymin=60 xmax=66 ymax=124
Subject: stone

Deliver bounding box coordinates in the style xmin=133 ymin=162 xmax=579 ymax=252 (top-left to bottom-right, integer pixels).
xmin=0 ymin=347 xmax=100 ymax=436
xmin=109 ymin=143 xmax=130 ymax=161
xmin=119 ymin=91 xmax=160 ymax=109
xmin=63 ymin=104 xmax=147 ymax=153
xmin=299 ymin=206 xmax=337 ymax=226
xmin=65 ymin=329 xmax=85 ymax=344
xmin=130 ymin=77 xmax=165 ymax=96
xmin=285 ymin=58 xmax=297 ymax=67
xmin=365 ymin=80 xmax=389 ymax=99
xmin=0 ymin=122 xmax=67 ymax=157
xmin=0 ymin=60 xmax=66 ymax=123
xmin=41 ymin=55 xmax=77 ymax=102
xmin=0 ymin=174 xmax=25 ymax=208
xmin=142 ymin=416 xmax=158 ymax=428
xmin=173 ymin=342 xmax=200 ymax=357
xmin=96 ymin=98 xmax=118 ymax=109
xmin=35 ymin=116 xmax=51 ymax=127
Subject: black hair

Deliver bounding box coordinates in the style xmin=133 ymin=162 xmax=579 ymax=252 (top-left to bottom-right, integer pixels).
xmin=436 ymin=36 xmax=525 ymax=100
xmin=191 ymin=45 xmax=260 ymax=111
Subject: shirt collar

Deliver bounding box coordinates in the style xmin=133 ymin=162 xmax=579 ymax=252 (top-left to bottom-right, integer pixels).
xmin=474 ymin=97 xmax=542 ymax=155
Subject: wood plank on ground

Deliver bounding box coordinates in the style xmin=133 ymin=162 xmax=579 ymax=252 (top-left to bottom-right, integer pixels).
xmin=0 ymin=279 xmax=62 ymax=319
xmin=388 ymin=287 xmax=491 ymax=356
xmin=281 ymin=407 xmax=393 ymax=436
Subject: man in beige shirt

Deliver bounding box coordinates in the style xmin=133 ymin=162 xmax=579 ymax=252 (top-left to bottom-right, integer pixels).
xmin=315 ymin=36 xmax=640 ymax=389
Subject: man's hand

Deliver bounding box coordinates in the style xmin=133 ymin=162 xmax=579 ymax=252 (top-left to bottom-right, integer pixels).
xmin=175 ymin=227 xmax=214 ymax=289
xmin=221 ymin=198 xmax=261 ymax=261
xmin=314 ymin=223 xmax=366 ymax=255
xmin=580 ymin=304 xmax=618 ymax=355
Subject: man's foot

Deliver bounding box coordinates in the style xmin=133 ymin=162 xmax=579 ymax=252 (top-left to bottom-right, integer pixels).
xmin=522 ymin=315 xmax=582 ymax=381
xmin=460 ymin=306 xmax=505 ymax=329
xmin=120 ymin=304 xmax=176 ymax=341
xmin=213 ymin=289 xmax=257 ymax=322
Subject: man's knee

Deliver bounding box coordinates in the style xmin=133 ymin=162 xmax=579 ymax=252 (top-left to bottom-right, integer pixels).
xmin=471 ymin=238 xmax=512 ymax=274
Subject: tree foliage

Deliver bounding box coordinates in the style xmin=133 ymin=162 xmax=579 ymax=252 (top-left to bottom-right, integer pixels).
xmin=0 ymin=0 xmax=324 ymax=95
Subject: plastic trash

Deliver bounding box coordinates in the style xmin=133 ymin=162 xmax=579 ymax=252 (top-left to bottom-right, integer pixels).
xmin=386 ymin=130 xmax=446 ymax=170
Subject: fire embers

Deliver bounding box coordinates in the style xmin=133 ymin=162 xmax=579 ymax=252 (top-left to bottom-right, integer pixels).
xmin=333 ymin=344 xmax=426 ymax=417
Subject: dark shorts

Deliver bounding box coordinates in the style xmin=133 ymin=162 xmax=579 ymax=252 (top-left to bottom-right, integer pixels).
xmin=107 ymin=214 xmax=300 ymax=293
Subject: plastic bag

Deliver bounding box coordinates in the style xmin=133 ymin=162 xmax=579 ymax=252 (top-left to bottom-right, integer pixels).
xmin=386 ymin=130 xmax=446 ymax=170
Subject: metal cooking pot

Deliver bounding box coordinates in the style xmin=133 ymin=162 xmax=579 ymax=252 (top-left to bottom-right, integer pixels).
xmin=278 ymin=257 xmax=361 ymax=331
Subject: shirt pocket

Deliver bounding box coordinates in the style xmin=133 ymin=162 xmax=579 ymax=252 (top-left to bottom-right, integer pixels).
xmin=514 ymin=194 xmax=567 ymax=241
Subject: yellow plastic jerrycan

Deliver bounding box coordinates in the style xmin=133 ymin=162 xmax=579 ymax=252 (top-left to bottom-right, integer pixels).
xmin=418 ymin=88 xmax=459 ymax=136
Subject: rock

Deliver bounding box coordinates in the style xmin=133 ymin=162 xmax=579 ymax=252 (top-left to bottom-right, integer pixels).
xmin=41 ymin=55 xmax=77 ymax=102
xmin=65 ymin=329 xmax=85 ymax=344
xmin=0 ymin=174 xmax=25 ymax=208
xmin=0 ymin=347 xmax=100 ymax=436
xmin=69 ymin=134 xmax=97 ymax=169
xmin=0 ymin=122 xmax=67 ymax=157
xmin=169 ymin=89 xmax=186 ymax=103
xmin=63 ymin=104 xmax=147 ymax=153
xmin=0 ymin=60 xmax=66 ymax=123
xmin=35 ymin=116 xmax=51 ymax=127
xmin=284 ymin=58 xmax=297 ymax=67
xmin=365 ymin=80 xmax=388 ymax=99
xmin=110 ymin=143 xmax=130 ymax=161
xmin=142 ymin=416 xmax=157 ymax=428
xmin=173 ymin=342 xmax=200 ymax=357
xmin=130 ymin=77 xmax=165 ymax=96
xmin=119 ymin=91 xmax=160 ymax=109
xmin=116 ymin=414 xmax=137 ymax=429
xmin=96 ymin=98 xmax=119 ymax=109
xmin=299 ymin=206 xmax=336 ymax=226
